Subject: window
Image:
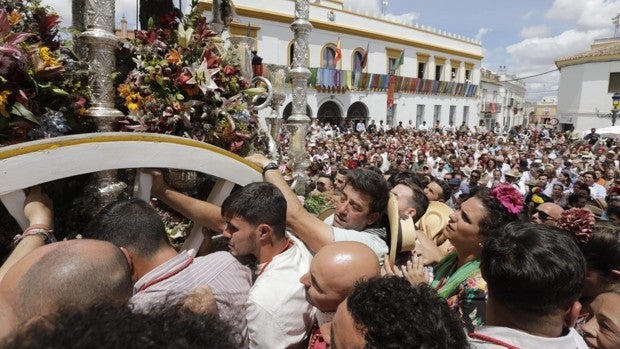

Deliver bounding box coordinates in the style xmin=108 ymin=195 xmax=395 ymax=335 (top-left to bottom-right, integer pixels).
xmin=482 ymin=89 xmax=488 ymax=105
xmin=609 ymin=72 xmax=620 ymax=92
xmin=352 ymin=50 xmax=365 ymax=83
xmin=435 ymin=65 xmax=443 ymax=81
xmin=416 ymin=104 xmax=425 ymax=127
xmin=433 ymin=105 xmax=441 ymax=126
xmin=322 ymin=45 xmax=337 ymax=68
xmin=465 ymin=69 xmax=471 ymax=81
xmin=463 ymin=106 xmax=469 ymax=124
xmin=388 ymin=57 xmax=397 ymax=73
xmin=449 ymin=105 xmax=456 ymax=124
xmin=451 ymin=67 xmax=457 ymax=80
xmin=418 ymin=62 xmax=426 ymax=79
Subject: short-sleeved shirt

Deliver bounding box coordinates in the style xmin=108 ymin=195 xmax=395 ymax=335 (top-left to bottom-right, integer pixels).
xmin=324 ymin=214 xmax=389 ymax=258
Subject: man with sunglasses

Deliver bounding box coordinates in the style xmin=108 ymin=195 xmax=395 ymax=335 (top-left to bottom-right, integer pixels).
xmin=531 ymin=202 xmax=563 ymax=227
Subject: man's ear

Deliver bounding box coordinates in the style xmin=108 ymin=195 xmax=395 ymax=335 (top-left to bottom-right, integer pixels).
xmin=119 ymin=247 xmax=135 ymax=275
xmin=366 ymin=212 xmax=381 ymax=226
xmin=564 ymin=300 xmax=582 ymax=328
xmin=257 ymin=224 xmax=273 ymax=241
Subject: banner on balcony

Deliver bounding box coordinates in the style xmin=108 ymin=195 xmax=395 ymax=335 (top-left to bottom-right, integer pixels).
xmin=387 ymin=75 xmax=396 ymax=107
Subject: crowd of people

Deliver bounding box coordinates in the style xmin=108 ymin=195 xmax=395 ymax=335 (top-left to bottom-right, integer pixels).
xmin=0 ymin=119 xmax=618 ymax=348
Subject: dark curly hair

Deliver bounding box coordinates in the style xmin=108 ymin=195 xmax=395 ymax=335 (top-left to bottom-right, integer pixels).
xmin=345 ymin=277 xmax=469 ymax=348
xmin=3 ymin=301 xmax=237 ymax=349
xmin=579 ymin=221 xmax=620 ymax=282
xmin=471 ymin=186 xmax=522 ymax=237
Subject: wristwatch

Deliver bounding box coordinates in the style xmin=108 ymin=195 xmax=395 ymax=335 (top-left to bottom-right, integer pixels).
xmin=262 ymin=162 xmax=279 ymax=172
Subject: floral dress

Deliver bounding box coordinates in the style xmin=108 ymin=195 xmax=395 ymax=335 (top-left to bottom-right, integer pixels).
xmin=430 ymin=252 xmax=487 ymax=332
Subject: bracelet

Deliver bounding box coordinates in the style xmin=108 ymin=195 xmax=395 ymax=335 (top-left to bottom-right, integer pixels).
xmin=12 ymin=225 xmax=56 ymax=247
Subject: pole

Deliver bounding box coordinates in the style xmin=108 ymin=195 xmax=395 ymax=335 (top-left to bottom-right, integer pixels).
xmin=286 ymin=0 xmax=313 ymax=195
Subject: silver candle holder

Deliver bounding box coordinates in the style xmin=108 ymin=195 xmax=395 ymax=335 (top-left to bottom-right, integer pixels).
xmin=228 ymin=36 xmax=256 ymax=82
xmin=287 ymin=0 xmax=313 ymax=195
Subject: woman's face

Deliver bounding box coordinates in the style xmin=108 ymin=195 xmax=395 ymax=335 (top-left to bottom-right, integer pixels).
xmin=443 ymin=196 xmax=487 ymax=251
xmin=580 ymin=292 xmax=620 ymax=349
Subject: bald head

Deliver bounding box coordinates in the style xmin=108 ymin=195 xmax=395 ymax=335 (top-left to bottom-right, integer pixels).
xmin=531 ymin=203 xmax=564 ymax=227
xmin=0 ymin=239 xmax=132 ymax=324
xmin=300 ymin=241 xmax=379 ymax=312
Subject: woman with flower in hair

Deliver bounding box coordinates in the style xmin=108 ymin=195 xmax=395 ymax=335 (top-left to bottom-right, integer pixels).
xmin=388 ymin=184 xmax=524 ymax=331
xmin=557 ymin=211 xmax=620 ymax=310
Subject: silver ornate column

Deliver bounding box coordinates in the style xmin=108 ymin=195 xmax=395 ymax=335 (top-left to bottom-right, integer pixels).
xmin=78 ymin=0 xmax=127 ymax=213
xmin=71 ymin=0 xmax=88 ymax=59
xmin=82 ymin=0 xmax=124 ymax=127
xmin=266 ymin=64 xmax=287 ymax=141
xmin=228 ymin=36 xmax=256 ymax=82
xmin=287 ymin=0 xmax=313 ymax=195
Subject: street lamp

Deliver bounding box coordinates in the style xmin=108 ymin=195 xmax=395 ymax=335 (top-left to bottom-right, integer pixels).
xmin=596 ymin=92 xmax=620 ymax=126
xmin=612 ymin=92 xmax=620 ymax=126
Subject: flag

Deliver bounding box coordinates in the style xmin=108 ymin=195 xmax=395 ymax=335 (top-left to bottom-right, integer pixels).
xmin=392 ymin=50 xmax=404 ymax=72
xmin=392 ymin=50 xmax=405 ymax=71
xmin=334 ymin=38 xmax=342 ymax=65
xmin=360 ymin=43 xmax=369 ymax=69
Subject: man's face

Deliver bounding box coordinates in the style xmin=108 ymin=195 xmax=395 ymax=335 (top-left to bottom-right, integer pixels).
xmin=333 ymin=184 xmax=378 ymax=231
xmin=390 ymin=184 xmax=414 ymax=218
xmin=334 ymin=173 xmax=347 ymax=191
xmin=222 ymin=216 xmax=258 ymax=257
xmin=584 ymin=173 xmax=595 ymax=186
xmin=424 ymin=182 xmax=443 ymax=202
xmin=316 ymin=177 xmax=335 ymax=193
xmin=299 ymin=257 xmax=343 ymax=313
xmin=331 ymin=301 xmax=366 ymax=349
xmin=552 ymin=185 xmax=563 ymax=197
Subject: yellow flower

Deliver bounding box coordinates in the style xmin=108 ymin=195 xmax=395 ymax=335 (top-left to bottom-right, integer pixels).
xmin=166 ymin=49 xmax=181 ymax=65
xmin=0 ymin=90 xmax=12 ymax=118
xmin=39 ymin=47 xmax=60 ymax=67
xmin=9 ymin=10 xmax=21 ymax=25
xmin=125 ymin=92 xmax=143 ymax=111
xmin=117 ymin=84 xmax=131 ymax=98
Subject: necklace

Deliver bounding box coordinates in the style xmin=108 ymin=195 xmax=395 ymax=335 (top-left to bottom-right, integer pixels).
xmin=257 ymin=238 xmax=292 ymax=276
xmin=137 ymin=255 xmax=194 ymax=292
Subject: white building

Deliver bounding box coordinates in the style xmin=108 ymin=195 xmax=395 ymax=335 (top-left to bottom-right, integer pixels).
xmin=199 ymin=0 xmax=483 ymax=129
xmin=478 ymin=66 xmax=526 ymax=130
xmin=555 ymin=37 xmax=620 ymax=132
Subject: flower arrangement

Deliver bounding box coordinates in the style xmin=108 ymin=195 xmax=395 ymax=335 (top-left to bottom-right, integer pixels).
xmin=0 ymin=0 xmax=91 ymax=145
xmin=490 ymin=184 xmax=524 ymax=215
xmin=116 ymin=0 xmax=266 ymax=155
xmin=556 ymin=208 xmax=595 ymax=244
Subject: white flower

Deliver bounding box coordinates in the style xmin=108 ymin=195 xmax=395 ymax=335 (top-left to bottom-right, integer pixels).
xmin=186 ymin=59 xmax=219 ymax=95
xmin=177 ymin=23 xmax=194 ymax=49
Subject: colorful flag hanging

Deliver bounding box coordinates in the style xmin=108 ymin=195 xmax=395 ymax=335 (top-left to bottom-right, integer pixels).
xmin=387 ymin=74 xmax=396 ymax=107
xmin=360 ymin=42 xmax=369 ymax=69
xmin=392 ymin=50 xmax=404 ymax=72
xmin=334 ymin=38 xmax=342 ymax=65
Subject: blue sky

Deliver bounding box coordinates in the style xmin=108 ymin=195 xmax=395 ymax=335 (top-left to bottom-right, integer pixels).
xmin=44 ymin=0 xmax=620 ymax=101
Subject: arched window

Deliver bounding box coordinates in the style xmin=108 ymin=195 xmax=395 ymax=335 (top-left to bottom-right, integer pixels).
xmin=322 ymin=45 xmax=337 ymax=69
xmin=352 ymin=49 xmax=364 ymax=83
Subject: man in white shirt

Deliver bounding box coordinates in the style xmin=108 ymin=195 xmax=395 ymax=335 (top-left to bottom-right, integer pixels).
xmin=418 ymin=121 xmax=429 ymax=132
xmin=582 ymin=171 xmax=607 ymax=200
xmin=469 ymin=222 xmax=587 ymax=349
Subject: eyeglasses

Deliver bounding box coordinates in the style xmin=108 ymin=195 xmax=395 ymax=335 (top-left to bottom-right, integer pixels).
xmin=534 ymin=209 xmax=554 ymax=221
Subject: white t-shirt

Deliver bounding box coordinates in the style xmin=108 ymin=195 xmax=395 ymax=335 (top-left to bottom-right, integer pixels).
xmin=247 ymin=234 xmax=315 ymax=349
xmin=469 ymin=326 xmax=587 ymax=349
xmin=324 ymin=215 xmax=389 ymax=258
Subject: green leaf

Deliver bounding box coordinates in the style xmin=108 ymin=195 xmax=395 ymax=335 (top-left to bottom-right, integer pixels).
xmin=11 ymin=102 xmax=41 ymax=125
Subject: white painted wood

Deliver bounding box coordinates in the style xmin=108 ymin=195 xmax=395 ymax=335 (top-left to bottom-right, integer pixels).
xmin=0 ymin=190 xmax=28 ymax=230
xmin=0 ymin=133 xmax=263 ymax=237
xmin=0 ymin=133 xmax=262 ymax=195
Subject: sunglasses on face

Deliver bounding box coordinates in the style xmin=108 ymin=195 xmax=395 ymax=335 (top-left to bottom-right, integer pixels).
xmin=534 ymin=209 xmax=553 ymax=221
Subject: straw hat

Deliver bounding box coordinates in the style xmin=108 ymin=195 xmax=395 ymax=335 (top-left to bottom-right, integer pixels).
xmin=418 ymin=201 xmax=453 ymax=241
xmin=387 ymin=193 xmax=417 ymax=266
xmin=505 ymin=168 xmax=522 ymax=178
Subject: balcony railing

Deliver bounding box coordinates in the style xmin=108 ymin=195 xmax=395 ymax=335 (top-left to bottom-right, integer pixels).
xmin=302 ymin=67 xmax=477 ymax=97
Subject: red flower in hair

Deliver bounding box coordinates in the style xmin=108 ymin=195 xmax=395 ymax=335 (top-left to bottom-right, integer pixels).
xmin=556 ymin=208 xmax=595 ymax=244
xmin=490 ymin=184 xmax=524 ymax=215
